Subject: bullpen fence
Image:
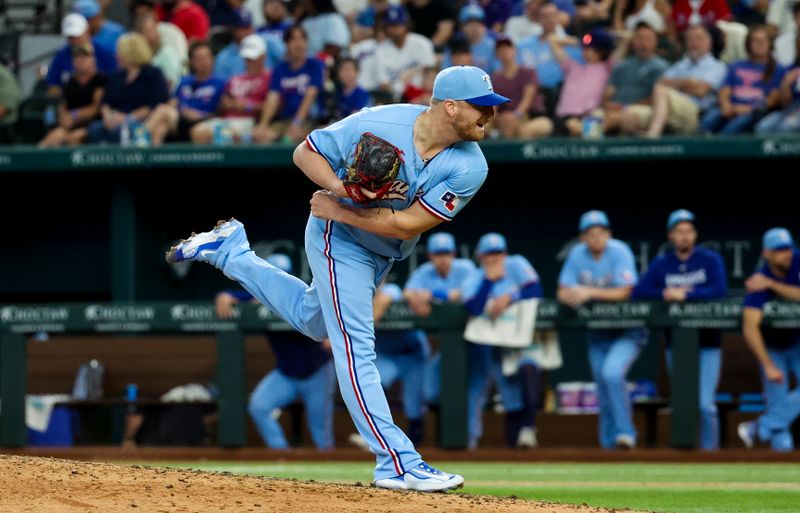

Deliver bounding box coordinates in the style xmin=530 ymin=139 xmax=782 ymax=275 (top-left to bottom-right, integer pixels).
xmin=2 ymin=299 xmax=797 ymax=450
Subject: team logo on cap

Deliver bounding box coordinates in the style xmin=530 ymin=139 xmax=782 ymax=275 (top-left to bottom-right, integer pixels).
xmin=440 ymin=191 xmax=460 ymax=212
xmin=482 ymin=74 xmax=493 ymax=92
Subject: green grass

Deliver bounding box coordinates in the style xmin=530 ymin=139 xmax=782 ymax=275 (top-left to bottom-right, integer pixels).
xmin=158 ymin=462 xmax=800 ymax=513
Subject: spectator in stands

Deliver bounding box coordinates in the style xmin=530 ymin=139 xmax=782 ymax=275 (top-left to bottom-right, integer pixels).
xmin=191 ymin=34 xmax=270 ymax=144
xmin=156 ymin=0 xmax=211 ymax=43
xmin=331 ymin=57 xmax=370 ymax=120
xmin=298 ymin=0 xmax=351 ymax=59
xmin=603 ymin=23 xmax=668 ymax=135
xmin=477 ymin=0 xmax=514 ymax=33
xmin=353 ymin=0 xmax=391 ymax=43
xmin=136 ymin=13 xmax=184 ymax=91
xmin=550 ymin=28 xmax=615 ymax=137
xmin=670 ymin=0 xmax=732 ymax=37
xmin=448 ymin=36 xmax=475 ymax=66
xmin=216 ymin=254 xmax=335 ymax=450
xmin=130 ymin=0 xmax=189 ymax=63
xmin=463 ymin=233 xmax=544 ymax=449
xmin=505 ymin=0 xmax=546 ymax=44
xmin=404 ymin=233 xmax=476 ymax=407
xmin=374 ymin=6 xmax=436 ymax=102
xmin=701 ymin=26 xmax=784 ymax=134
xmin=755 ymin=59 xmax=800 ymax=134
xmin=145 ymin=42 xmax=225 ymax=145
xmin=39 ymin=44 xmax=106 ymax=147
xmin=632 ymin=210 xmax=727 ymax=451
xmin=0 ymin=62 xmax=21 ymax=143
xmin=257 ymin=0 xmax=294 ymax=40
xmin=613 ymin=0 xmax=670 ymax=35
xmin=47 ymin=14 xmax=117 ymax=96
xmin=491 ymin=36 xmax=552 ymax=138
xmin=349 ymin=23 xmax=382 ymax=94
xmin=516 ymin=3 xmax=578 ymax=116
xmin=215 ymin=8 xmax=286 ymax=80
xmin=405 ymin=0 xmax=457 ymax=51
xmin=574 ymin=0 xmax=613 ymax=33
xmin=87 ymin=33 xmax=168 ymax=143
xmin=73 ymin=0 xmax=125 ymax=56
xmin=208 ymin=0 xmax=249 ymax=26
xmin=767 ymin=0 xmax=797 ymax=40
xmin=372 ymin=282 xmax=431 ymax=446
xmin=558 ymin=211 xmax=646 ymax=449
xmin=403 ymin=66 xmax=437 ymax=104
xmin=253 ymin=26 xmax=323 ymax=144
xmin=444 ymin=4 xmax=498 ymax=74
xmin=629 ymin=24 xmax=727 ymax=138
xmin=739 ymin=228 xmax=800 ymax=452
xmin=774 ymin=2 xmax=800 ymax=67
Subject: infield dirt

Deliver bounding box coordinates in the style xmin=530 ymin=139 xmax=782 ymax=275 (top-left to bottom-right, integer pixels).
xmin=0 ymin=455 xmax=651 ymax=513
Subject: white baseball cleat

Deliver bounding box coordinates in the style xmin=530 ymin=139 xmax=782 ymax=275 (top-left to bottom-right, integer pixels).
xmin=615 ymin=434 xmax=636 ymax=449
xmin=372 ymin=475 xmax=408 ymax=490
xmin=165 ymin=218 xmax=242 ymax=264
xmin=516 ymin=427 xmax=538 ymax=449
xmin=373 ymin=462 xmax=464 ymax=493
xmin=403 ymin=462 xmax=464 ymax=492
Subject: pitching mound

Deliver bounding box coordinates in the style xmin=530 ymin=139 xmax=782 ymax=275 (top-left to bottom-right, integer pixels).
xmin=0 ymin=455 xmax=644 ymax=513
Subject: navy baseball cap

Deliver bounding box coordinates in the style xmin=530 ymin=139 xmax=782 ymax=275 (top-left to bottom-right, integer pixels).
xmin=232 ymin=8 xmax=253 ymax=28
xmin=433 ymin=66 xmax=510 ymax=106
xmin=582 ymin=28 xmax=615 ymax=51
xmin=384 ymin=5 xmax=408 ymax=25
xmin=667 ymin=209 xmax=695 ymax=231
xmin=579 ymin=210 xmax=610 ymax=232
xmin=427 ymin=233 xmax=456 ymax=254
xmin=267 ymin=253 xmax=293 ymax=273
xmin=477 ymin=233 xmax=507 ymax=255
xmin=763 ymin=228 xmax=794 ymax=251
xmin=459 ymin=3 xmax=485 ymax=23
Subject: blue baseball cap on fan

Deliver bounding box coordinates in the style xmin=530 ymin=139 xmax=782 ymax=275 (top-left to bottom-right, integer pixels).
xmin=432 ymin=66 xmax=510 ymax=106
xmin=267 ymin=253 xmax=293 ymax=273
xmin=763 ymin=228 xmax=794 ymax=251
xmin=384 ymin=5 xmax=408 ymax=25
xmin=427 ymin=233 xmax=456 ymax=254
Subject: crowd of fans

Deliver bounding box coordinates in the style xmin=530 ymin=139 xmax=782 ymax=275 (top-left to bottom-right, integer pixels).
xmin=0 ymin=0 xmax=798 ymax=146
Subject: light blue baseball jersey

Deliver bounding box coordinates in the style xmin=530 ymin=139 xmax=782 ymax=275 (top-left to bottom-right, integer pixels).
xmin=558 ymin=239 xmax=638 ymax=288
xmin=463 ymin=254 xmax=540 ymax=300
xmin=305 ymin=104 xmax=489 ymax=260
xmin=404 ymin=258 xmax=476 ymax=297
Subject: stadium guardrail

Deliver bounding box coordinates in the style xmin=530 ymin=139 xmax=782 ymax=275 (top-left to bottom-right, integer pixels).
xmin=2 ymin=136 xmax=800 ymax=172
xmin=2 ymin=299 xmax=797 ymax=450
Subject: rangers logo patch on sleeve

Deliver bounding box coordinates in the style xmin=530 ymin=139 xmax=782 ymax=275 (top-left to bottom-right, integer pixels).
xmin=440 ymin=191 xmax=460 ymax=213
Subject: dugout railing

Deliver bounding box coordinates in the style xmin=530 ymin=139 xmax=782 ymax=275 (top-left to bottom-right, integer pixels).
xmin=3 ymin=299 xmax=799 ymax=450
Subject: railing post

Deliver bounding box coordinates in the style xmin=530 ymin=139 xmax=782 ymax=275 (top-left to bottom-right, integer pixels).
xmin=111 ymin=184 xmax=136 ymax=301
xmin=437 ymin=306 xmax=469 ymax=449
xmin=0 ymin=331 xmax=27 ymax=447
xmin=216 ymin=330 xmax=247 ymax=447
xmin=670 ymin=328 xmax=700 ymax=448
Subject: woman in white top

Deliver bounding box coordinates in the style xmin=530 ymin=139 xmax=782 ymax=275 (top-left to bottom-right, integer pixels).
xmin=614 ymin=0 xmax=670 ymax=34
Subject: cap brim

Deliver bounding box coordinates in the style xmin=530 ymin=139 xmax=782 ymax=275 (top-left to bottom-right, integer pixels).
xmin=64 ymin=28 xmax=85 ymax=37
xmin=240 ymin=51 xmax=264 ymax=59
xmin=767 ymin=244 xmax=794 ymax=251
xmin=581 ymin=223 xmax=610 ymax=232
xmin=466 ymin=92 xmax=511 ymax=106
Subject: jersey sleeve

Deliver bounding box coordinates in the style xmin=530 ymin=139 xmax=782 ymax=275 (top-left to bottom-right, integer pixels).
xmin=418 ymin=155 xmax=488 ymax=222
xmin=305 ymin=110 xmax=363 ymax=176
xmin=508 ymin=255 xmax=540 ymax=287
xmin=404 ymin=266 xmax=429 ymax=292
xmin=379 ymin=283 xmax=404 ymax=303
xmin=612 ymin=244 xmax=638 ymax=287
xmin=558 ymin=246 xmax=581 ymax=287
